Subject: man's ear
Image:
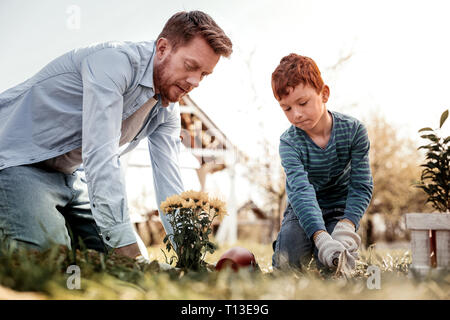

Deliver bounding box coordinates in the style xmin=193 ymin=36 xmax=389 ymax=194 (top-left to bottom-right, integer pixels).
xmin=321 ymin=85 xmax=330 ymax=103
xmin=156 ymin=38 xmax=170 ymax=59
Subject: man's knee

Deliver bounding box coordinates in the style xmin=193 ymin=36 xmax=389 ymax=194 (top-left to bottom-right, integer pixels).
xmin=0 ymin=165 xmax=72 ymax=251
xmin=0 ymin=228 xmax=71 ymax=252
xmin=272 ymin=235 xmax=313 ymax=270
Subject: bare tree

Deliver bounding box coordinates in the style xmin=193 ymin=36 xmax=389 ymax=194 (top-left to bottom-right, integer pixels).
xmin=361 ymin=111 xmax=433 ymax=244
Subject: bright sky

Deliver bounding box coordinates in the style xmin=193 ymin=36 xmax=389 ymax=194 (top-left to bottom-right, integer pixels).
xmin=1 ymin=0 xmax=449 ymax=155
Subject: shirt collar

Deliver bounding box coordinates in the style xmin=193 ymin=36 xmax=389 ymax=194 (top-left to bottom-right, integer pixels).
xmin=139 ymin=42 xmax=157 ymax=91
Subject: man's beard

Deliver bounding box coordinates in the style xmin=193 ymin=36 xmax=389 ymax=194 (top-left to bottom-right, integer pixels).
xmin=153 ymin=56 xmax=186 ymax=107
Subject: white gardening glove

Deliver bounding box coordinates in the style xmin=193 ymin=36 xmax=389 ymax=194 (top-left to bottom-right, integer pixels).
xmin=314 ymin=232 xmax=347 ymax=268
xmin=331 ymin=221 xmax=361 ymax=260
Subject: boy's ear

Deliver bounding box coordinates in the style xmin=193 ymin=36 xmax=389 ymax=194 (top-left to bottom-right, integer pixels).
xmin=321 ymin=85 xmax=330 ymax=103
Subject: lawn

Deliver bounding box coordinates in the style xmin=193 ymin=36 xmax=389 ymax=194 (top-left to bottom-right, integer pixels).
xmin=0 ymin=239 xmax=449 ymax=300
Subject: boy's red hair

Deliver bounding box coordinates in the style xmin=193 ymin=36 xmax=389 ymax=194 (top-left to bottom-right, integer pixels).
xmin=271 ymin=53 xmax=324 ymax=100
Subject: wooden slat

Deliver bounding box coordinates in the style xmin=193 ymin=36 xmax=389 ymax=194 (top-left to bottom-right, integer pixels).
xmin=410 ymin=230 xmax=430 ymax=268
xmin=405 ymin=213 xmax=450 ymax=230
xmin=436 ymin=230 xmax=450 ymax=268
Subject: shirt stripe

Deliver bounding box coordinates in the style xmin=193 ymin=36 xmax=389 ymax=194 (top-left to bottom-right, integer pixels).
xmin=279 ymin=110 xmax=374 ymax=238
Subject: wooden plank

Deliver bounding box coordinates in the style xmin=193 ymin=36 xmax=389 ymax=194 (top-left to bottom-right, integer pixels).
xmin=436 ymin=230 xmax=450 ymax=268
xmin=405 ymin=213 xmax=450 ymax=230
xmin=410 ymin=230 xmax=430 ymax=268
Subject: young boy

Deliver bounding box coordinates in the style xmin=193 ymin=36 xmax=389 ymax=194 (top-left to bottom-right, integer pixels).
xmin=271 ymin=54 xmax=373 ymax=271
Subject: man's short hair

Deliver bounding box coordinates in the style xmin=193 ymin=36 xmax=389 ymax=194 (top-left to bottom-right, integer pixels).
xmin=158 ymin=11 xmax=233 ymax=57
xmin=272 ymin=53 xmax=324 ymax=100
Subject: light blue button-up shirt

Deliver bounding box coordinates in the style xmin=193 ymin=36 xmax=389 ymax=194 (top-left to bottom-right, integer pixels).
xmin=0 ymin=40 xmax=184 ymax=248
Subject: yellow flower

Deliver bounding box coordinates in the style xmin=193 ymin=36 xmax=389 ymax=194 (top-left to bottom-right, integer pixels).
xmin=161 ymin=191 xmax=227 ymax=219
xmin=209 ymin=197 xmax=227 ymax=219
xmin=181 ymin=190 xmax=200 ymax=201
xmin=160 ymin=194 xmax=183 ymax=214
xmin=201 ymin=202 xmax=211 ymax=213
xmin=181 ymin=198 xmax=197 ymax=210
xmin=180 ymin=190 xmax=210 ymax=210
xmin=198 ymin=192 xmax=209 ymax=204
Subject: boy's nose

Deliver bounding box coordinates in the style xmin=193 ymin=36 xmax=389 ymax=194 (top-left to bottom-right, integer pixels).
xmin=293 ymin=110 xmax=303 ymax=121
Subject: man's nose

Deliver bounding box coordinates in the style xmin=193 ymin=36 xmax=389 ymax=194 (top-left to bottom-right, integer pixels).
xmin=186 ymin=74 xmax=200 ymax=89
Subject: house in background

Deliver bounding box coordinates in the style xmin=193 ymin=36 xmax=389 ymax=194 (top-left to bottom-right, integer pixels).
xmin=236 ymin=200 xmax=272 ymax=244
xmin=121 ymin=95 xmax=271 ymax=246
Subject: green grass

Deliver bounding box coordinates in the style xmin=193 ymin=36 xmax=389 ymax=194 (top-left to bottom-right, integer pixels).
xmin=0 ymin=239 xmax=449 ymax=300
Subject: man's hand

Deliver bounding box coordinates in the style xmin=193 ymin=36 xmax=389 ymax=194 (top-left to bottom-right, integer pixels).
xmin=331 ymin=220 xmax=361 ymax=260
xmin=313 ymin=231 xmax=348 ymax=268
xmin=114 ymin=242 xmax=141 ymax=259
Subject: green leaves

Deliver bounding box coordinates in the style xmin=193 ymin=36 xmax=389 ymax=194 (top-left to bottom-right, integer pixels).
xmin=420 ymin=134 xmax=439 ymax=143
xmin=163 ymin=205 xmax=218 ymax=271
xmin=415 ymin=109 xmax=450 ymax=213
xmin=440 ymin=109 xmax=448 ymax=128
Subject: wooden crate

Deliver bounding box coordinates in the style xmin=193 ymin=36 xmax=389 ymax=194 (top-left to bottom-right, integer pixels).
xmin=405 ymin=213 xmax=450 ymax=275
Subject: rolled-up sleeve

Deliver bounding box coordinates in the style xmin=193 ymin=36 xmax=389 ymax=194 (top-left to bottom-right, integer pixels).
xmin=148 ymin=105 xmax=185 ymax=237
xmin=81 ymin=48 xmax=137 ymax=248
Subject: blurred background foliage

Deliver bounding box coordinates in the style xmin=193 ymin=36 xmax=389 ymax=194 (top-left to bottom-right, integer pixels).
xmin=359 ymin=111 xmax=433 ymax=246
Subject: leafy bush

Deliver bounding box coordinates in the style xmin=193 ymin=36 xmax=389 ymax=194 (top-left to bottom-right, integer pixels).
xmin=416 ymin=110 xmax=449 ymax=213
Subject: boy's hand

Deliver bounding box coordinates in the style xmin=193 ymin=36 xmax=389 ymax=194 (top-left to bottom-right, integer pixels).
xmin=331 ymin=220 xmax=361 ymax=259
xmin=313 ymin=232 xmax=347 ymax=268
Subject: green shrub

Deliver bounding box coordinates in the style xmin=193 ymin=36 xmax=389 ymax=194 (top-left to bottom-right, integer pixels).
xmin=416 ymin=110 xmax=449 ymax=212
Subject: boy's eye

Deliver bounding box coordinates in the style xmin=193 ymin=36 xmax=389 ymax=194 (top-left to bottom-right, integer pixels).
xmin=299 ymin=101 xmax=307 ymax=106
xmin=284 ymin=107 xmax=291 ymax=112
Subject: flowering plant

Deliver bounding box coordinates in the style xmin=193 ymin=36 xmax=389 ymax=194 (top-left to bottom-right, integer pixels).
xmin=160 ymin=190 xmax=227 ymax=271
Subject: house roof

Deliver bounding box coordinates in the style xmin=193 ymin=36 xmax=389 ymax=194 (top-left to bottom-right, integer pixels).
xmin=179 ymin=95 xmax=247 ymax=165
xmin=237 ymin=200 xmax=268 ymax=220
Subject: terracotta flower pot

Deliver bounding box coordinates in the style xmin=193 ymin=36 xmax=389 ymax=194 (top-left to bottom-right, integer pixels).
xmin=215 ymin=246 xmax=257 ymax=271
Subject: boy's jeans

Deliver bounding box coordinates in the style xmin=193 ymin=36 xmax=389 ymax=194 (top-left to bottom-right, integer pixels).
xmin=272 ymin=203 xmax=345 ymax=270
xmin=0 ymin=164 xmax=107 ymax=252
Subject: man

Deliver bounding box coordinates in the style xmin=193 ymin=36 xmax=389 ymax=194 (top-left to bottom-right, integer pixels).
xmin=0 ymin=11 xmax=233 ymax=260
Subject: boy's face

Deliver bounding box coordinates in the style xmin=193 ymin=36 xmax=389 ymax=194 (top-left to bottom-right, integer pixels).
xmin=275 ymin=82 xmax=330 ymax=132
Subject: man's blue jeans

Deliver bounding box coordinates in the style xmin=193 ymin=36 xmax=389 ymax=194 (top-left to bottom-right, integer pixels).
xmin=272 ymin=203 xmax=345 ymax=270
xmin=0 ymin=164 xmax=107 ymax=252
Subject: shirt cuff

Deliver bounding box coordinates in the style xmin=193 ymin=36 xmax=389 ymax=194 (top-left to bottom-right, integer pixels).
xmin=303 ymin=221 xmax=327 ymax=240
xmin=99 ymin=222 xmax=137 ymax=248
xmin=342 ymin=214 xmax=361 ymax=231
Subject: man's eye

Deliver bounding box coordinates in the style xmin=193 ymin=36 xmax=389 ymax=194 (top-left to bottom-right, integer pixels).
xmin=299 ymin=101 xmax=308 ymax=106
xmin=185 ymin=63 xmax=194 ymax=71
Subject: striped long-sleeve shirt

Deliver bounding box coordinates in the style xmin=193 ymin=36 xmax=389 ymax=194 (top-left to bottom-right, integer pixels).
xmin=280 ymin=110 xmax=373 ymax=239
